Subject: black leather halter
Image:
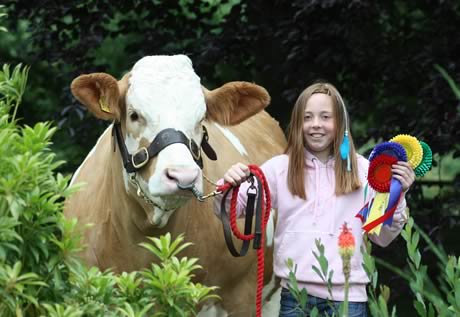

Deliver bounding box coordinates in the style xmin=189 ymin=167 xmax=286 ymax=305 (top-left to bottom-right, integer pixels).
xmin=112 ymin=123 xmax=217 ymax=173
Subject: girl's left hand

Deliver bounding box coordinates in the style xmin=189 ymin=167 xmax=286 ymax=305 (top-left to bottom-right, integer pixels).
xmin=392 ymin=161 xmax=416 ymax=192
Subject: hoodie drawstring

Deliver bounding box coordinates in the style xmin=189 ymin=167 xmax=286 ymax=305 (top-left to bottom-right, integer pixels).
xmin=312 ymin=158 xmax=320 ymax=216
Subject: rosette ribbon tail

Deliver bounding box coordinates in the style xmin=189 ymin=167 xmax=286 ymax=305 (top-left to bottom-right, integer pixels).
xmin=383 ymin=178 xmax=403 ymax=226
xmin=356 ymin=200 xmax=371 ymax=222
xmin=363 ymin=192 xmax=389 ymax=235
xmin=362 ymin=179 xmax=403 ymax=233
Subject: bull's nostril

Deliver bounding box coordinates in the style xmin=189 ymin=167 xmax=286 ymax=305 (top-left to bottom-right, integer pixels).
xmin=165 ymin=167 xmax=199 ymax=187
xmin=166 ymin=170 xmax=176 ymax=181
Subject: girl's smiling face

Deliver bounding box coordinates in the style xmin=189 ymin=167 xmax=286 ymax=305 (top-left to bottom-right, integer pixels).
xmin=303 ymin=93 xmax=336 ymax=162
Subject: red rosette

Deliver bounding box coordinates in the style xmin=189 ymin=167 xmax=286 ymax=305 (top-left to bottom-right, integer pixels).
xmin=368 ymin=154 xmax=398 ymax=192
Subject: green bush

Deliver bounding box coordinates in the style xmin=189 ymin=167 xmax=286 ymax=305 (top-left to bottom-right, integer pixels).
xmin=362 ymin=217 xmax=460 ymax=317
xmin=0 ymin=63 xmax=217 ymax=316
xmin=392 ymin=218 xmax=460 ymax=317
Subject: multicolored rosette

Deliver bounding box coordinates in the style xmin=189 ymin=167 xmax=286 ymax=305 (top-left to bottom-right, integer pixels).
xmin=357 ymin=134 xmax=433 ymax=235
xmin=357 ymin=142 xmax=407 ymax=234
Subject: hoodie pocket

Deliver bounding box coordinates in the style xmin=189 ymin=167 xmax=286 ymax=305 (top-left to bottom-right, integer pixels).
xmin=274 ymin=231 xmax=340 ymax=284
xmin=285 ymin=210 xmax=336 ymax=235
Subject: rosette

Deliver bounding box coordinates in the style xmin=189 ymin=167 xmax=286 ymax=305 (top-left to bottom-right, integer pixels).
xmin=390 ymin=134 xmax=423 ymax=169
xmin=357 ymin=134 xmax=432 ymax=234
xmin=414 ymin=141 xmax=432 ymax=177
xmin=368 ymin=141 xmax=407 ymax=162
xmin=367 ymin=154 xmax=398 ymax=192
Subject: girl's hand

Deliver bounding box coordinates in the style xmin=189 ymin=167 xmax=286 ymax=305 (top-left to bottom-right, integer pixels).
xmin=223 ymin=163 xmax=250 ymax=186
xmin=392 ymin=161 xmax=415 ymax=192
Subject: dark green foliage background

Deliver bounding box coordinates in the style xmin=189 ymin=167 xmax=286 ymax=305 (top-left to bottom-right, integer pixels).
xmin=1 ymin=1 xmax=460 ymax=315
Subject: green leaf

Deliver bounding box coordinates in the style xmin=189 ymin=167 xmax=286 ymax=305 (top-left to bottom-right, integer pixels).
xmin=312 ymin=265 xmax=325 ymax=283
xmin=435 ymin=64 xmax=460 ymax=100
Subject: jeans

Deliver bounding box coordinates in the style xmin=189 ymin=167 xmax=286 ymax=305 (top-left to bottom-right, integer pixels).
xmin=279 ymin=287 xmax=368 ymax=317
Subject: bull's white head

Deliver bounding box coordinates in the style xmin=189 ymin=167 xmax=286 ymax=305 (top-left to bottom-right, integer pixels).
xmin=71 ymin=55 xmax=270 ymax=228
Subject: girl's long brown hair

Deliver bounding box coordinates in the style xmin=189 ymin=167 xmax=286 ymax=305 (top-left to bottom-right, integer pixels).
xmin=285 ymin=82 xmax=361 ymax=199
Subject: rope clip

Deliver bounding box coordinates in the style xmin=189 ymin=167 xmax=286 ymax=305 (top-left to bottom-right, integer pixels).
xmin=246 ymin=175 xmax=257 ymax=197
xmin=177 ymin=183 xmax=221 ymax=202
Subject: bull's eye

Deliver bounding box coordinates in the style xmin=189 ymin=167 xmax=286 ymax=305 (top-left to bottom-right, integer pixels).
xmin=129 ymin=111 xmax=139 ymax=121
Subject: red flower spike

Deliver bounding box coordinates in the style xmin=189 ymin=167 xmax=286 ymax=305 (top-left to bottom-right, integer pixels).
xmin=338 ymin=222 xmax=355 ymax=258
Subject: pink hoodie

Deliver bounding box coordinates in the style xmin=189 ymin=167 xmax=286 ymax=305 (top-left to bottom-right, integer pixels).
xmin=214 ymin=149 xmax=408 ymax=302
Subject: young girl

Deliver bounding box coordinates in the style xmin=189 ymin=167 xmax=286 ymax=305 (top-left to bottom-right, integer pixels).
xmin=215 ymin=82 xmax=415 ymax=317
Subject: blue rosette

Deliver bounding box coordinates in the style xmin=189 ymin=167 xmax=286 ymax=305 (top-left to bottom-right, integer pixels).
xmin=369 ymin=141 xmax=407 ymax=162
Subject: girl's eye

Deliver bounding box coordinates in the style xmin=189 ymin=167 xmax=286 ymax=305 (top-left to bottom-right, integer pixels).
xmin=130 ymin=112 xmax=139 ymax=121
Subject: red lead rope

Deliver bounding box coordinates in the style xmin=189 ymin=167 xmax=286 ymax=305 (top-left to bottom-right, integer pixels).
xmin=216 ymin=165 xmax=271 ymax=317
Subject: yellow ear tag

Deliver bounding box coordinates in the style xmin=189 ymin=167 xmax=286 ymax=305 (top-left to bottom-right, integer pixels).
xmin=99 ymin=96 xmax=111 ymax=113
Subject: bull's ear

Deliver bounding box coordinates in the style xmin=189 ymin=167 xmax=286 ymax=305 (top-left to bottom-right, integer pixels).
xmin=71 ymin=73 xmax=127 ymax=121
xmin=204 ymin=81 xmax=271 ymax=126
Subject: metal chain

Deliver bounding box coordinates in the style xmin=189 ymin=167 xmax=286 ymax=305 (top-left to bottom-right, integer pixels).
xmin=203 ymin=173 xmax=218 ymax=186
xmin=128 ymin=174 xmax=176 ymax=212
xmin=200 ymin=172 xmax=222 ymax=200
xmin=129 ymin=172 xmax=221 ymax=205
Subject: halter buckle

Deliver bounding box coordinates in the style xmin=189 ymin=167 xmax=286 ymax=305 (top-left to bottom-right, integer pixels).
xmin=132 ymin=147 xmax=149 ymax=169
xmin=189 ymin=138 xmax=201 ymax=161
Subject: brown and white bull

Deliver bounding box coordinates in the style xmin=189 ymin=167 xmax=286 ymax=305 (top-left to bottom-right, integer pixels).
xmin=64 ymin=55 xmax=286 ymax=316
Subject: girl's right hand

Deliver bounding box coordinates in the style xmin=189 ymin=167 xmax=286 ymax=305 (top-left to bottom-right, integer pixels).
xmin=223 ymin=163 xmax=250 ymax=186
